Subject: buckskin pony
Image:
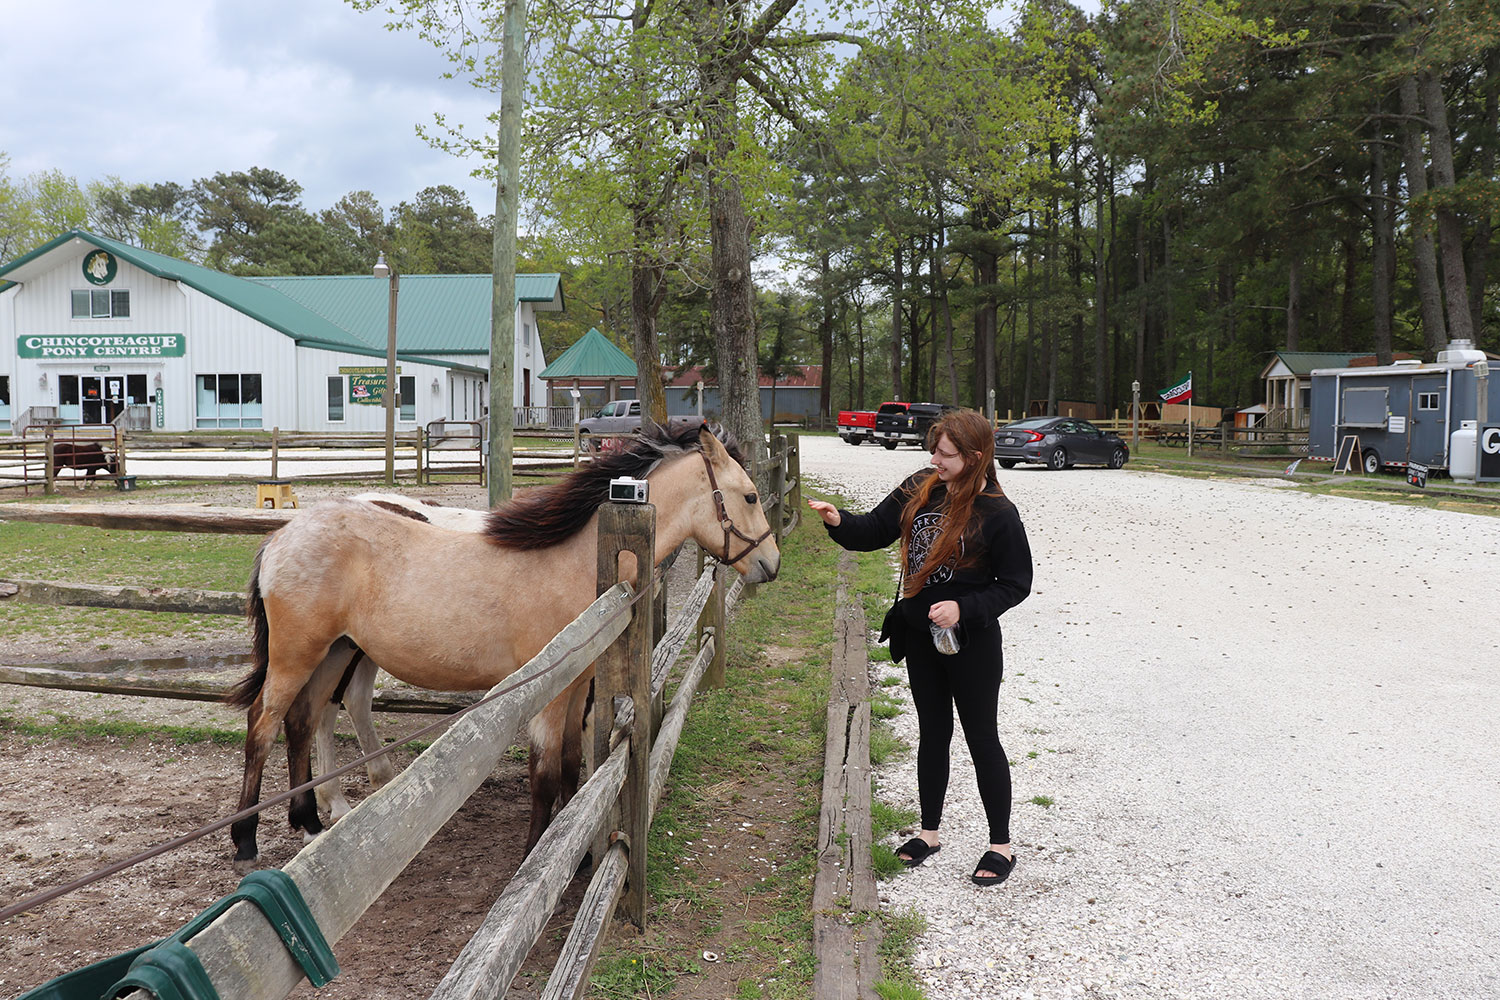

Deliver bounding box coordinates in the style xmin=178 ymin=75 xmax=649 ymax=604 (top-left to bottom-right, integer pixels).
xmin=226 ymin=422 xmax=780 ymax=868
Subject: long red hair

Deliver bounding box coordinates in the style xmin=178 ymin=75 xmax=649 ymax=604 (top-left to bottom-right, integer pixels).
xmin=900 ymin=409 xmax=1001 ymax=597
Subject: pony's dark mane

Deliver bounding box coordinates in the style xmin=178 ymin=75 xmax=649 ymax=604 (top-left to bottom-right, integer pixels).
xmin=484 ymin=421 xmax=744 ymax=550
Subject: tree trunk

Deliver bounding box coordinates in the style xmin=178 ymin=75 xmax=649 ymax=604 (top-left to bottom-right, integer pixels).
xmin=629 ymin=228 xmax=667 ymax=427
xmin=1045 ymin=145 xmax=1059 ymax=415
xmin=1023 ymin=220 xmax=1035 ymax=416
xmin=1419 ymin=69 xmax=1473 ymax=342
xmin=1399 ymin=73 xmax=1448 ymax=352
xmin=1134 ymin=202 xmax=1146 ymax=392
xmin=1371 ymin=119 xmax=1395 ymax=366
xmin=1338 ymin=234 xmax=1359 ymax=351
xmin=1092 ymin=146 xmax=1108 ymax=411
xmin=818 ymin=251 xmax=834 ymax=420
xmin=703 ymin=84 xmax=762 ymax=454
xmin=1285 ymin=251 xmax=1301 ymax=351
xmin=974 ymin=203 xmax=999 ymax=418
xmin=891 ymin=242 xmax=904 ymax=399
xmin=1468 ymin=50 xmax=1498 ymax=344
xmin=855 ymin=296 xmax=866 ymax=408
xmin=931 ymin=211 xmax=959 ymax=404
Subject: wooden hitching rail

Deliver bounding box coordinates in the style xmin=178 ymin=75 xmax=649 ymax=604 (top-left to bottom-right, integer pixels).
xmin=812 ymin=555 xmax=882 ymax=1000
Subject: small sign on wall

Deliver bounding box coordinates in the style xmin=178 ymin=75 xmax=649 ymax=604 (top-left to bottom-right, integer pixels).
xmin=155 ymin=388 xmax=164 ymax=428
xmin=340 ymin=366 xmax=400 ymax=406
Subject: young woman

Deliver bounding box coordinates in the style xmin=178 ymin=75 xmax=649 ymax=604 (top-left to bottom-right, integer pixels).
xmin=808 ymin=408 xmax=1032 ymax=886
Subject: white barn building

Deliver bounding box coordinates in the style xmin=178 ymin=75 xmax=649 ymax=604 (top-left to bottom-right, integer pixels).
xmin=0 ymin=230 xmax=562 ymax=434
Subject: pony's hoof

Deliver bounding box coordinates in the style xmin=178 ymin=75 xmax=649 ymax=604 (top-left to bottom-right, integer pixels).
xmin=302 ymin=829 xmax=322 ymax=845
xmin=330 ymin=801 xmax=351 ymax=822
xmin=233 ymin=857 xmax=259 ymax=875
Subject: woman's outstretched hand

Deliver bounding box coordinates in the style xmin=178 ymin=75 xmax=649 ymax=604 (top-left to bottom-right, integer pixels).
xmin=807 ymin=499 xmax=841 ymax=527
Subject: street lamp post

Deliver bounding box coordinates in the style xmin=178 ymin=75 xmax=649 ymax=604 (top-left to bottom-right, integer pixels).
xmin=373 ymin=253 xmax=399 ymax=485
xmin=1131 ymin=380 xmax=1141 ymax=450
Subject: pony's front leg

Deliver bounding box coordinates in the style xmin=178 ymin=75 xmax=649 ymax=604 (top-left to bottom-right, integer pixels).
xmin=345 ymin=658 xmax=396 ymax=789
xmin=558 ymin=675 xmax=593 ymax=808
xmin=312 ymin=699 xmax=351 ymax=820
xmin=525 ymin=698 xmax=566 ymax=853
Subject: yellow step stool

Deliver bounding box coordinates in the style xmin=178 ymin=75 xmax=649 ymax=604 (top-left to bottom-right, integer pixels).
xmin=256 ymin=480 xmax=299 ymax=509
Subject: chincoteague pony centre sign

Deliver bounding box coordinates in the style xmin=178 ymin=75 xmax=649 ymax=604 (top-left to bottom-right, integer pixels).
xmin=18 ymin=334 xmax=186 ymax=359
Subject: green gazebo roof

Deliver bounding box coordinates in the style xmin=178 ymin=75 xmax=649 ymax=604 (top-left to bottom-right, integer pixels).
xmin=540 ymin=328 xmax=637 ymax=379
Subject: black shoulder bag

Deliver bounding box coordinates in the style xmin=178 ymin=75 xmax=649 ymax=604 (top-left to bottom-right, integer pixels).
xmin=878 ymin=557 xmax=908 ymax=663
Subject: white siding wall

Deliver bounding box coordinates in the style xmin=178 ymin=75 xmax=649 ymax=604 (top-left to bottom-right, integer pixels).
xmin=179 ymin=286 xmax=296 ymax=431
xmin=294 ymin=346 xmax=450 ymax=433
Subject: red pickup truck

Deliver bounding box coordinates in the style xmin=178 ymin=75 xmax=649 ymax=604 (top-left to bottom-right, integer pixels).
xmin=837 ymin=409 xmax=878 ymax=445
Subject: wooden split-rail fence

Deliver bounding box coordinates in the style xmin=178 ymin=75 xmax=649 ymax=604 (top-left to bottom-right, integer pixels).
xmin=2 ymin=433 xmax=805 ymax=1000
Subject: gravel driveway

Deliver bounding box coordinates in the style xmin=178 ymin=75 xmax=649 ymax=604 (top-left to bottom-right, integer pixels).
xmin=799 ymin=434 xmax=1500 ymax=1000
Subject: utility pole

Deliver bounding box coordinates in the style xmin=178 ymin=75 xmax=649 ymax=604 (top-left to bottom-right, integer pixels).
xmin=488 ymin=0 xmax=526 ymax=507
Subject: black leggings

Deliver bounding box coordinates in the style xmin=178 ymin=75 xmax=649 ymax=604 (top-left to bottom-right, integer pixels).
xmin=904 ymin=623 xmax=1011 ymax=844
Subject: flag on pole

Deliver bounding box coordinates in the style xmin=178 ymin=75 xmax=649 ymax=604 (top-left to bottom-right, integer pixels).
xmin=1159 ymin=373 xmax=1193 ymax=404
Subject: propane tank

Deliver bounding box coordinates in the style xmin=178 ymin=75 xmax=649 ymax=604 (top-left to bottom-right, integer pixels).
xmin=1450 ymin=420 xmax=1478 ymax=481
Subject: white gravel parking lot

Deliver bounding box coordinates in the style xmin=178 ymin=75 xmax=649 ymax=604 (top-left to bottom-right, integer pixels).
xmin=799 ymin=433 xmax=1500 ymax=1000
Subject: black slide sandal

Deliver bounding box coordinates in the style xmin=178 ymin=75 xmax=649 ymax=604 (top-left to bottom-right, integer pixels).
xmin=896 ymin=837 xmax=940 ymax=868
xmin=971 ymin=850 xmax=1015 ymax=886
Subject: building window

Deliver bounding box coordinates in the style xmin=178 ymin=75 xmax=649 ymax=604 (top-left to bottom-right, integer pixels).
xmin=1417 ymin=392 xmax=1440 ymax=411
xmin=71 ymin=288 xmax=130 ymax=318
xmin=0 ymin=375 xmax=10 ymax=431
xmin=326 ymin=377 xmax=344 ymax=421
xmin=399 ymin=375 xmax=416 ymax=422
xmin=196 ymin=373 xmax=263 ymax=428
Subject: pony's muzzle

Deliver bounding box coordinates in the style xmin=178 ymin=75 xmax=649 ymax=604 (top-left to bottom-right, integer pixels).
xmin=747 ymin=552 xmax=780 ymax=584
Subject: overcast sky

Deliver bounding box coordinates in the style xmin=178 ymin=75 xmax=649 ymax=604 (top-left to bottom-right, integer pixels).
xmin=0 ymin=0 xmax=501 ymax=220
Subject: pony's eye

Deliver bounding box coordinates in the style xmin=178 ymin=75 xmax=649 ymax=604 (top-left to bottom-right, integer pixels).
xmin=745 ymin=493 xmax=758 ymax=505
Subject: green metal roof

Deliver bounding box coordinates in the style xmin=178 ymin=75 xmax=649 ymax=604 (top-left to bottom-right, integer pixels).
xmin=0 ymin=230 xmax=563 ymax=367
xmin=0 ymin=230 xmax=381 ymax=355
xmin=540 ymin=328 xmax=637 ymax=379
xmin=252 ymin=273 xmax=562 ymax=355
xmin=1262 ymin=351 xmax=1361 ymax=378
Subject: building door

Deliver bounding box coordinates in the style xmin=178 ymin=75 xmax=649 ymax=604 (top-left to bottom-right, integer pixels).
xmin=1409 ymin=375 xmax=1447 ymax=466
xmin=103 ymin=376 xmax=125 ymax=423
xmin=61 ymin=375 xmax=107 ymax=424
xmin=523 ymin=368 xmax=531 ymax=408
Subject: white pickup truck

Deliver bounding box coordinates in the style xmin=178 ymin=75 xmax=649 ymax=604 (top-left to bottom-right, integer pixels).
xmin=577 ymin=399 xmax=697 ymax=451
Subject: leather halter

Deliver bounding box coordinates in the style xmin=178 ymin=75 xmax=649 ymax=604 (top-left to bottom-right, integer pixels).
xmin=699 ymin=448 xmax=775 ymax=566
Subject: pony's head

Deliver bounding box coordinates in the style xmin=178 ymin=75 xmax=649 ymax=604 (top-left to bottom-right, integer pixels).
xmin=484 ymin=421 xmax=779 ymax=582
xmin=690 ymin=425 xmax=780 ymax=584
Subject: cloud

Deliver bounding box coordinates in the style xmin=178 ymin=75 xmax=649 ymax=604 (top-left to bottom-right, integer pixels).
xmin=0 ymin=0 xmax=499 ymax=225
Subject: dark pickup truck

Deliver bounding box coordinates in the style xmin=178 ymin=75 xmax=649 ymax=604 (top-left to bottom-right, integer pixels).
xmin=873 ymin=401 xmax=957 ymax=449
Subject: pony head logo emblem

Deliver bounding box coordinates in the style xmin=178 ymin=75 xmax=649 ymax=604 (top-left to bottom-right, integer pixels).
xmin=82 ymin=250 xmax=117 ymax=286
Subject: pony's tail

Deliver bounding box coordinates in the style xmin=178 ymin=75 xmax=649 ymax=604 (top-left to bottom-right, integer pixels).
xmin=226 ymin=547 xmax=270 ymax=709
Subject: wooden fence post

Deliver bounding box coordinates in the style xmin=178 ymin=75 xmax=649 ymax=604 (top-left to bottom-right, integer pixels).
xmin=594 ymin=502 xmax=655 ymax=927
xmin=703 ymin=563 xmax=727 ymax=689
xmin=270 ymin=426 xmax=279 ymax=480
xmin=785 ymin=431 xmax=801 ymax=534
xmin=43 ymin=429 xmax=55 ymax=496
xmin=771 ymin=431 xmax=787 ymax=533
xmin=114 ymin=426 xmax=128 ymax=478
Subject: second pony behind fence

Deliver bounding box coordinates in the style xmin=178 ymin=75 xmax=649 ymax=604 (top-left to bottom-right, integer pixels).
xmin=226 ymin=422 xmax=780 ymax=868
